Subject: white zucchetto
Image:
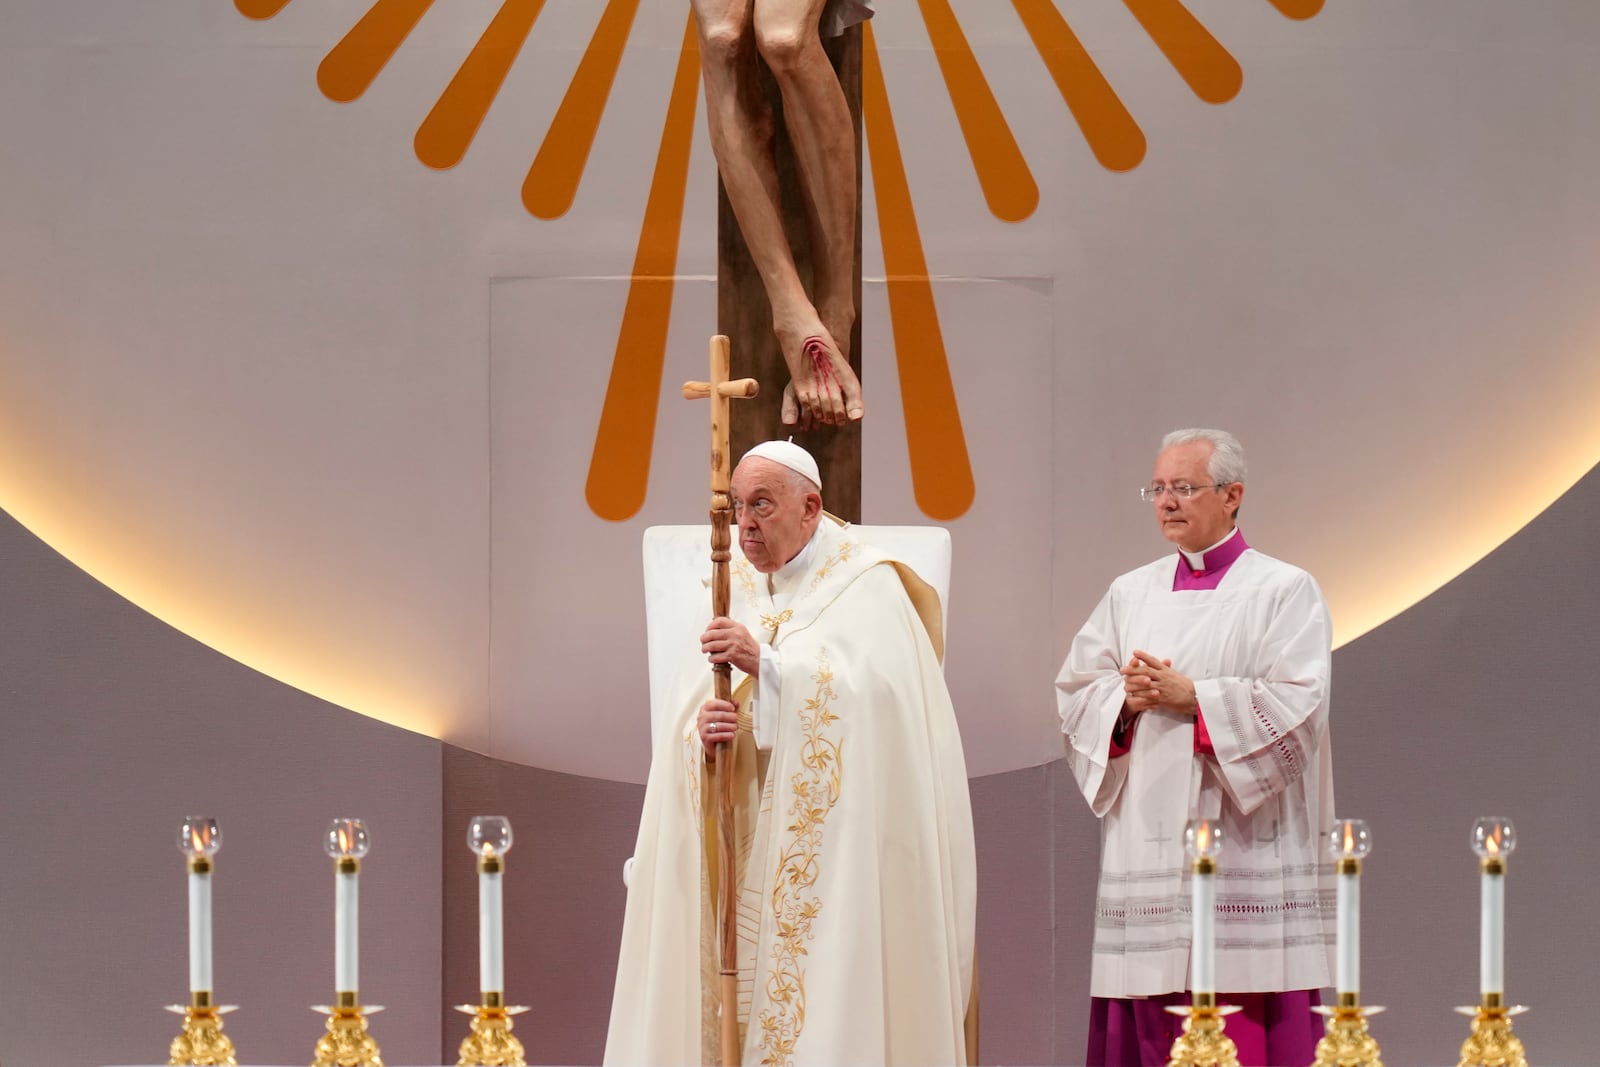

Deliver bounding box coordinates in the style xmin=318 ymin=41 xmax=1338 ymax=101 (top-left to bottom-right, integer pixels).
xmin=741 ymin=439 xmax=822 ymax=491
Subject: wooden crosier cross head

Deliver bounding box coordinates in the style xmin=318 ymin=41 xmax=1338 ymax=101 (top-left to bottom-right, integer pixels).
xmin=680 ymin=333 xmax=759 ymax=696
xmin=683 ymin=335 xmax=760 ymax=502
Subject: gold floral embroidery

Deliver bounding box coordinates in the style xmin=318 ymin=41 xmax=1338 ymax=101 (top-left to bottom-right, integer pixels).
xmin=759 ymin=608 xmax=793 ymax=637
xmin=685 ymin=725 xmax=703 ymax=815
xmin=731 ymin=558 xmax=759 ymax=600
xmin=756 ymin=654 xmax=842 ymax=1066
xmin=806 ymin=539 xmax=859 ymax=591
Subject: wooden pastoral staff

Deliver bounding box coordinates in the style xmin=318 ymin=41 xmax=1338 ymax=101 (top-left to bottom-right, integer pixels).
xmin=680 ymin=334 xmax=759 ymax=1066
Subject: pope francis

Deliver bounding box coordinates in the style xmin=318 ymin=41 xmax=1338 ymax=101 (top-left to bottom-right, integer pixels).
xmin=604 ymin=441 xmax=976 ymax=1066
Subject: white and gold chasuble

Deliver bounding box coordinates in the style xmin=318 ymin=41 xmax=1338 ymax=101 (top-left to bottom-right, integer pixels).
xmin=605 ymin=518 xmax=975 ymax=1066
xmin=1055 ymin=549 xmax=1337 ymax=998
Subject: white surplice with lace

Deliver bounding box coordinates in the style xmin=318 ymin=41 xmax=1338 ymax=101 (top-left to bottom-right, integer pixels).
xmin=1056 ymin=548 xmax=1337 ymax=997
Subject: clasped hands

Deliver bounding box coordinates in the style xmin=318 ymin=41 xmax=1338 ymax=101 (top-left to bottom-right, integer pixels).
xmin=697 ymin=617 xmax=760 ymax=757
xmin=1121 ymin=649 xmax=1198 ymax=718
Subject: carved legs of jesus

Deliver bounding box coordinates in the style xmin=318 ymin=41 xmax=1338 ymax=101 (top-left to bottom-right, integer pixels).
xmin=692 ymin=0 xmax=865 ymax=426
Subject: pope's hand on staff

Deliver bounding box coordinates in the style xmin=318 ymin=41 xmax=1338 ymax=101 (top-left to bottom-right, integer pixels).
xmin=701 ymin=616 xmax=760 ymax=677
xmin=698 ymin=698 xmax=740 ymax=758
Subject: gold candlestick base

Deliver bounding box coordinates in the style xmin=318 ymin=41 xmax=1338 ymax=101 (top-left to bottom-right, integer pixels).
xmin=1165 ymin=998 xmax=1241 ymax=1067
xmin=1311 ymin=1000 xmax=1386 ymax=1067
xmin=164 ymin=994 xmax=239 ymax=1066
xmin=1455 ymin=1000 xmax=1529 ymax=1067
xmin=311 ymin=998 xmax=386 ymax=1067
xmin=454 ymin=1000 xmax=530 ymax=1067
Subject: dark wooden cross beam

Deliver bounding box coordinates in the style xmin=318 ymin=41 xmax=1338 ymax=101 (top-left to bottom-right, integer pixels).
xmin=722 ymin=27 xmax=863 ymax=523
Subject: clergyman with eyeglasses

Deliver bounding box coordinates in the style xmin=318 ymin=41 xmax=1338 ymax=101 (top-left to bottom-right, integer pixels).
xmin=1055 ymin=428 xmax=1336 ymax=1067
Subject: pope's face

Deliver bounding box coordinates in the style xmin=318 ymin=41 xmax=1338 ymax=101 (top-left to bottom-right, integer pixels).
xmin=1150 ymin=441 xmax=1243 ymax=553
xmin=731 ymin=459 xmax=822 ymax=573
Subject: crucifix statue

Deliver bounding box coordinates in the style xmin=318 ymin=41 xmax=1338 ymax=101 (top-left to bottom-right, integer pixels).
xmin=693 ymin=0 xmax=871 ymax=521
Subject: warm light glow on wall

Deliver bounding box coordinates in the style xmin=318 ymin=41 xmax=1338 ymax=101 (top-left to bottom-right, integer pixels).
xmin=1330 ymin=404 xmax=1600 ymax=650
xmin=0 ymin=455 xmax=452 ymax=742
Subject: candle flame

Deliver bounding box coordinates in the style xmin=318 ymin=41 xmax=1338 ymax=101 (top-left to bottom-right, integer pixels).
xmin=1342 ymin=823 xmax=1355 ymax=855
xmin=1197 ymin=822 xmax=1212 ymax=851
xmin=337 ymin=828 xmax=351 ymax=854
xmin=190 ymin=827 xmax=206 ymax=852
xmin=1485 ymin=832 xmax=1500 ymax=855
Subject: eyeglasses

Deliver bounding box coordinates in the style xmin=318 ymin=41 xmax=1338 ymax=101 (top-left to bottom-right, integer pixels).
xmin=1139 ymin=483 xmax=1225 ymax=503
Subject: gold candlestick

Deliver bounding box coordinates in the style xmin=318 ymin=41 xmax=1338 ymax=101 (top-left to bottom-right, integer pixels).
xmin=455 ymin=993 xmax=529 ymax=1067
xmin=1165 ymin=993 xmax=1241 ymax=1067
xmin=1314 ymin=820 xmax=1384 ymax=1067
xmin=1456 ymin=996 xmax=1528 ymax=1067
xmin=1312 ymin=994 xmax=1386 ymax=1067
xmin=165 ymin=991 xmax=238 ymax=1067
xmin=312 ymin=819 xmax=384 ymax=1065
xmin=1457 ymin=818 xmax=1526 ymax=1067
xmin=311 ymin=992 xmax=385 ymax=1067
xmin=1168 ymin=822 xmax=1237 ymax=1067
xmin=171 ymin=818 xmax=237 ymax=1067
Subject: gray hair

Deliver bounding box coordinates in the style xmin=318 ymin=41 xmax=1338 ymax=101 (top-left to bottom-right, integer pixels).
xmin=1161 ymin=428 xmax=1247 ymax=486
xmin=1162 ymin=428 xmax=1246 ymax=518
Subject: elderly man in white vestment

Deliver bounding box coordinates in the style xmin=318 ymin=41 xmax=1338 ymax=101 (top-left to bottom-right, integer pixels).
xmin=605 ymin=440 xmax=976 ymax=1066
xmin=1056 ymin=428 xmax=1335 ymax=1067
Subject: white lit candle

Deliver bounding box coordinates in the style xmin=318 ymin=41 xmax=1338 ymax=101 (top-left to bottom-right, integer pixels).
xmin=1471 ymin=817 xmax=1515 ymax=999
xmin=178 ymin=816 xmax=221 ymax=995
xmin=1192 ymin=868 xmax=1215 ymax=994
xmin=336 ymin=868 xmax=358 ymax=990
xmin=1480 ymin=870 xmax=1502 ymax=995
xmin=1185 ymin=819 xmax=1223 ymax=997
xmin=325 ymin=818 xmax=370 ymax=995
xmin=480 ymin=863 xmax=503 ymax=991
xmin=189 ymin=865 xmax=212 ymax=992
xmin=468 ymin=816 xmax=514 ymax=997
xmin=1331 ymin=819 xmax=1372 ymax=998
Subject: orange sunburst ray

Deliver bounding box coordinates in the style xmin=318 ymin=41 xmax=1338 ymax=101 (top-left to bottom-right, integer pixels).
xmin=1265 ymin=0 xmax=1326 ymax=20
xmin=235 ymin=0 xmax=293 ymax=19
xmin=522 ymin=0 xmax=643 ymax=220
xmin=415 ymin=0 xmax=550 ymax=170
xmin=318 ymin=0 xmax=436 ymax=103
xmin=1123 ymin=0 xmax=1242 ymax=104
xmin=862 ymin=23 xmax=975 ymax=522
xmin=584 ymin=12 xmax=700 ymax=521
xmin=1009 ymin=0 xmax=1146 ymax=171
xmin=914 ymin=0 xmax=1038 ymax=223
